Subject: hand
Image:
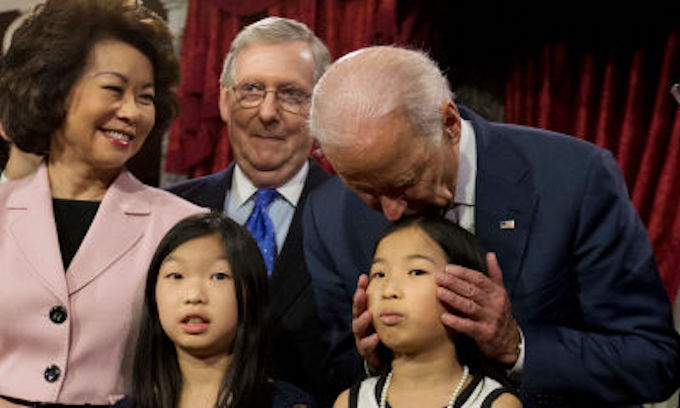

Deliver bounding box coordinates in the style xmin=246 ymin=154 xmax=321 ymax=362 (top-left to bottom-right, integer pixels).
xmin=435 ymin=252 xmax=521 ymax=366
xmin=351 ymin=274 xmax=381 ymax=372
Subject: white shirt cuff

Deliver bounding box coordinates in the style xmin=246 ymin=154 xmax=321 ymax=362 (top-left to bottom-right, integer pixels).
xmin=507 ymin=326 xmax=525 ymax=378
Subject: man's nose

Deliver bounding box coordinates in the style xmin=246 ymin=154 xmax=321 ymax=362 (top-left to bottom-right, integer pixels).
xmin=257 ymin=91 xmax=279 ymax=122
xmin=379 ymin=196 xmax=408 ymax=221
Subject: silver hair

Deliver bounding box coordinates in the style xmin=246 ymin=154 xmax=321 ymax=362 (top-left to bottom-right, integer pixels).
xmin=310 ymin=46 xmax=453 ymax=148
xmin=220 ymin=16 xmax=330 ymax=86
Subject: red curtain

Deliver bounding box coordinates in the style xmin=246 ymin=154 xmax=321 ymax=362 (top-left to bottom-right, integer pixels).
xmin=505 ymin=32 xmax=680 ymax=303
xmin=165 ymin=0 xmax=426 ymax=177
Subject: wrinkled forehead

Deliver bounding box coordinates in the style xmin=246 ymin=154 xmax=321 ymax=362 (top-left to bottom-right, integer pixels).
xmin=232 ymin=41 xmax=316 ymax=86
xmin=325 ymin=113 xmax=430 ymax=187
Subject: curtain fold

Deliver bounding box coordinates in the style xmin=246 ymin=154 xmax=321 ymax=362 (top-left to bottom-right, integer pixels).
xmin=505 ymin=31 xmax=680 ymax=303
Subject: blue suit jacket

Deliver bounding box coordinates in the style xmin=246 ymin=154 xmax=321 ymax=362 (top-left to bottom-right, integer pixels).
xmin=302 ymin=106 xmax=680 ymax=406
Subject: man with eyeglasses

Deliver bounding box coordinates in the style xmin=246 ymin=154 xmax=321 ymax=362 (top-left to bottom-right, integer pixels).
xmin=168 ymin=17 xmax=334 ymax=406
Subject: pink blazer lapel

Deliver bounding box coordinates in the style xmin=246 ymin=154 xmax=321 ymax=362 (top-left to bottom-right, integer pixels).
xmin=66 ymin=170 xmax=149 ymax=294
xmin=6 ymin=164 xmax=68 ymax=303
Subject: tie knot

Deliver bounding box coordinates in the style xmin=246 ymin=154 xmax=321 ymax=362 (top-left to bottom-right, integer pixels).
xmin=254 ymin=188 xmax=278 ymax=208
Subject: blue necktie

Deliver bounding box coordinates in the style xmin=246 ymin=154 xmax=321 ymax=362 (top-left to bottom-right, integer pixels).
xmin=246 ymin=188 xmax=278 ymax=275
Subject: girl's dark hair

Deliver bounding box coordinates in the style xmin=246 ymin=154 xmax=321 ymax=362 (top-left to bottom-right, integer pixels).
xmin=130 ymin=212 xmax=273 ymax=408
xmin=0 ymin=0 xmax=179 ymax=156
xmin=372 ymin=216 xmax=493 ymax=376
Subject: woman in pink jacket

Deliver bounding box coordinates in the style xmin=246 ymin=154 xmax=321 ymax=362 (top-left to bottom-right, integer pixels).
xmin=0 ymin=1 xmax=203 ymax=406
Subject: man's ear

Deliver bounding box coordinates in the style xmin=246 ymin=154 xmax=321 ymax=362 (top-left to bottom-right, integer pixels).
xmin=441 ymin=101 xmax=461 ymax=143
xmin=218 ymin=84 xmax=231 ymax=124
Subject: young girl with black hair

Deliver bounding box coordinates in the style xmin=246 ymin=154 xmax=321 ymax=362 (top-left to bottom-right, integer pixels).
xmin=334 ymin=216 xmax=521 ymax=408
xmin=119 ymin=212 xmax=314 ymax=408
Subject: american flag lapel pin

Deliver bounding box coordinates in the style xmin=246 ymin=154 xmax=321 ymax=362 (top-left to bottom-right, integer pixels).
xmin=499 ymin=219 xmax=515 ymax=230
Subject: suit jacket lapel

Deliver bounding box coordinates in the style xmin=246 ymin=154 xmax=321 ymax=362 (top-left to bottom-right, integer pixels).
xmin=463 ymin=106 xmax=537 ymax=299
xmin=66 ymin=170 xmax=146 ymax=294
xmin=199 ymin=166 xmax=233 ymax=211
xmin=269 ymin=161 xmax=330 ymax=322
xmin=6 ymin=164 xmax=68 ymax=303
xmin=171 ymin=165 xmax=234 ymax=211
xmin=219 ymin=167 xmax=233 ymax=211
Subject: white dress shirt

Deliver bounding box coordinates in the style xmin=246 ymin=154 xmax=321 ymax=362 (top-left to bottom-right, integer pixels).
xmin=444 ymin=119 xmax=525 ymax=376
xmin=445 ymin=119 xmax=477 ymax=232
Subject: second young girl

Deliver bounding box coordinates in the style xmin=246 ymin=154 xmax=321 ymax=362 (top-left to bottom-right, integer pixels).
xmin=121 ymin=212 xmax=314 ymax=408
xmin=334 ymin=216 xmax=521 ymax=408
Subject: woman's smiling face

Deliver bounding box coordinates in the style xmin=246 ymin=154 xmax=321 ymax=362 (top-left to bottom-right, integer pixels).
xmin=50 ymin=38 xmax=156 ymax=172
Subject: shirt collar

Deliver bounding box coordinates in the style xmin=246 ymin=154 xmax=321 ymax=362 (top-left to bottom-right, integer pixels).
xmin=231 ymin=161 xmax=309 ymax=207
xmin=454 ymin=119 xmax=476 ymax=206
xmin=0 ymin=170 xmax=7 ymax=184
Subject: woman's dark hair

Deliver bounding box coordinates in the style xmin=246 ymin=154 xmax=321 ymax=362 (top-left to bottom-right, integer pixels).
xmin=0 ymin=0 xmax=179 ymax=155
xmin=372 ymin=215 xmax=492 ymax=375
xmin=130 ymin=212 xmax=273 ymax=408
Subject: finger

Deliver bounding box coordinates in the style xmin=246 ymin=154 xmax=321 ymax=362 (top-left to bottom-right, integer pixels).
xmin=357 ymin=332 xmax=380 ymax=354
xmin=357 ymin=273 xmax=369 ymax=291
xmin=440 ymin=264 xmax=492 ymax=290
xmin=486 ymin=252 xmax=504 ymax=286
xmin=435 ymin=265 xmax=471 ymax=290
xmin=352 ymin=277 xmax=369 ymax=318
xmin=441 ymin=267 xmax=476 ymax=295
xmin=440 ymin=311 xmax=482 ymax=339
xmin=356 ymin=332 xmax=381 ymax=366
xmin=437 ymin=287 xmax=481 ymax=317
xmin=352 ymin=310 xmax=373 ymax=337
xmin=437 ymin=266 xmax=490 ymax=304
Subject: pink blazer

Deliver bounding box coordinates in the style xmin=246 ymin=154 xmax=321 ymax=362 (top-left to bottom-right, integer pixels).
xmin=0 ymin=164 xmax=204 ymax=404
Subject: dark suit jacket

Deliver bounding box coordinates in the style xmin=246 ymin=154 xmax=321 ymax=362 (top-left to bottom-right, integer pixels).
xmin=168 ymin=160 xmax=332 ymax=406
xmin=302 ymin=106 xmax=680 ymax=406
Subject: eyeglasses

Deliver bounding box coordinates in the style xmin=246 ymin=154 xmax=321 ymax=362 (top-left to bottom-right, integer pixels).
xmin=232 ymin=82 xmax=311 ymax=114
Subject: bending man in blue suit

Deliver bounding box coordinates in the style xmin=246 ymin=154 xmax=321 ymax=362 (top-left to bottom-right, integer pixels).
xmin=303 ymin=46 xmax=680 ymax=406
